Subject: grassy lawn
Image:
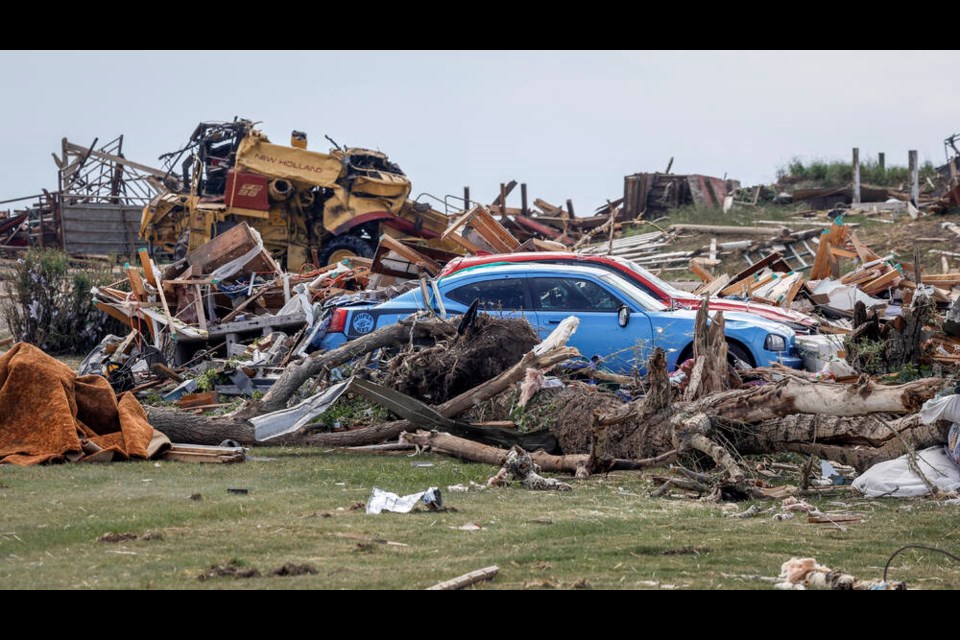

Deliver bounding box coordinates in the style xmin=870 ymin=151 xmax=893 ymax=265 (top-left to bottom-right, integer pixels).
xmin=1 ymin=448 xmax=958 ymax=589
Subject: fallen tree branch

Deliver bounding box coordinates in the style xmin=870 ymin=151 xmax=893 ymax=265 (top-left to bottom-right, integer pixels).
xmin=400 ymin=429 xmax=675 ymax=476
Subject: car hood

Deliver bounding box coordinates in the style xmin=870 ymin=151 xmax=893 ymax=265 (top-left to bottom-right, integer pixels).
xmin=660 ymin=308 xmax=796 ymax=337
xmin=672 ymin=293 xmax=817 ymax=327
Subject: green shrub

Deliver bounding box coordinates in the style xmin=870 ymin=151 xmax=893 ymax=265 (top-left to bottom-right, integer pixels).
xmin=778 ymin=157 xmax=937 ymax=188
xmin=1 ymin=250 xmax=118 ymax=354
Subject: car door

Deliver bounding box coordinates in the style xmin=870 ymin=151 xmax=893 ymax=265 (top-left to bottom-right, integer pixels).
xmin=528 ymin=276 xmax=655 ymax=374
xmin=443 ymin=275 xmax=536 ymax=323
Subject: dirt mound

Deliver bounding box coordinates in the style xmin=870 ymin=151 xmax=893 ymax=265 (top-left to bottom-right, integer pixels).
xmin=198 ymin=561 xmax=261 ymax=581
xmin=270 ymin=563 xmax=318 ymax=577
xmin=385 ymin=315 xmax=538 ymax=404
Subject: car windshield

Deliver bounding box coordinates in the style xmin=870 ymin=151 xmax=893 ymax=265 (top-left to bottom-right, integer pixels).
xmin=599 ymin=273 xmax=668 ymax=312
xmin=610 ymin=256 xmax=690 ymax=298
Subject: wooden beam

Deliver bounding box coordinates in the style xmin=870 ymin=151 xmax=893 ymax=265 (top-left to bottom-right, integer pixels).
xmin=909 ymin=150 xmax=919 ymax=205
xmin=852 ymin=147 xmax=861 ymax=205
xmin=442 ymin=205 xmax=520 ymax=254
xmin=377 ymin=235 xmax=442 ymax=276
xmin=426 ymin=565 xmax=499 ymax=591
xmin=127 ymin=266 xmax=146 ymax=301
xmin=688 ymin=260 xmax=715 ymax=284
xmin=193 ymin=284 xmax=207 ymax=332
xmin=830 ymin=246 xmax=859 ymax=260
xmin=138 ymin=249 xmax=157 ymax=287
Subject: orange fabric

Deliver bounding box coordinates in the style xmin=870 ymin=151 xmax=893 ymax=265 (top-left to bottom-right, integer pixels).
xmin=0 ymin=343 xmax=169 ymax=466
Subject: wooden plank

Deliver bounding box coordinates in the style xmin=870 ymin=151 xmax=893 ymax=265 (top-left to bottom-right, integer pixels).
xmin=670 ymin=224 xmax=784 ymax=236
xmin=138 ymin=249 xmax=157 ymax=287
xmin=193 ymin=284 xmax=207 ymax=332
xmin=808 ymin=514 xmax=861 ymax=525
xmin=96 ymin=301 xmax=134 ymax=326
xmin=726 ymin=251 xmax=785 ymax=286
xmin=849 ymin=232 xmax=881 ymax=263
xmin=161 ymin=450 xmax=244 ymax=464
xmin=748 ymin=274 xmax=776 ymax=293
xmin=515 ymin=238 xmax=568 ymax=252
xmin=688 ymin=260 xmax=715 ymax=284
xmin=178 ymin=391 xmax=218 ymax=409
xmin=809 ymin=235 xmax=832 ymax=280
xmin=840 ymin=267 xmax=880 ymax=285
xmin=444 ymin=230 xmax=485 ymax=255
xmin=186 ymin=221 xmax=257 ymax=274
xmin=782 ymin=276 xmax=805 ymax=307
xmin=151 ymin=258 xmax=175 ymax=328
xmin=127 ymin=267 xmax=146 ymax=300
xmin=860 ymin=270 xmax=901 ymax=295
xmin=467 ymin=206 xmax=521 ymax=253
xmin=377 ymin=235 xmax=441 ymax=276
xmin=829 ymin=247 xmax=858 ymax=260
xmin=852 ymin=147 xmax=861 ymax=205
xmin=697 ymin=273 xmax=731 ymax=296
xmin=426 ymin=565 xmax=499 ymax=591
xmin=720 ymin=277 xmax=752 ymax=297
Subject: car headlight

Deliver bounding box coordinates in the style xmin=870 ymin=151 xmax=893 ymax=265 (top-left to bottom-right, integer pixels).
xmin=764 ymin=334 xmax=787 ymax=352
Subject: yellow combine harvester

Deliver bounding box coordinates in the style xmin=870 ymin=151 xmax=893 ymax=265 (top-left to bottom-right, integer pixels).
xmin=140 ymin=119 xmax=452 ymax=268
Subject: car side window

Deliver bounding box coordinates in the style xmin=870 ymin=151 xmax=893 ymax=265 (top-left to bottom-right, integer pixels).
xmin=530 ymin=277 xmax=622 ymax=311
xmin=448 ymin=279 xmax=527 ymax=310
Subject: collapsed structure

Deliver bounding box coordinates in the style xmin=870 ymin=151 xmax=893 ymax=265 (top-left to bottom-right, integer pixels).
xmin=0 ymin=120 xmax=959 ymax=512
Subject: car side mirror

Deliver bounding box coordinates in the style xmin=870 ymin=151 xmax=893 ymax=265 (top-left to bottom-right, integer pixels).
xmin=618 ymin=305 xmax=631 ymax=327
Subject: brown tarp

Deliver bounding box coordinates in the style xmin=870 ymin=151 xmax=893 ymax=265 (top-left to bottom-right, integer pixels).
xmin=0 ymin=343 xmax=169 ymax=466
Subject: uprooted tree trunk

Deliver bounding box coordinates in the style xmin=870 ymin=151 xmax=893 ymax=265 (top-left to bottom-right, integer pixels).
xmin=845 ymin=290 xmax=936 ymax=374
xmin=685 ymin=302 xmax=728 ymax=400
xmin=402 ymin=299 xmax=945 ymax=481
xmin=406 ymin=348 xmax=944 ymax=480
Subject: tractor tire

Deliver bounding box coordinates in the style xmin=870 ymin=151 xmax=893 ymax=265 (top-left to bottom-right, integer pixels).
xmin=318 ymin=235 xmax=375 ymax=266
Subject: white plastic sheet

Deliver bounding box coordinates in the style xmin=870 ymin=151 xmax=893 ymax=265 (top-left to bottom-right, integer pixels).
xmin=852 ymin=446 xmax=960 ymax=497
xmin=366 ymin=487 xmax=442 ymax=514
xmin=920 ymin=394 xmax=960 ymax=425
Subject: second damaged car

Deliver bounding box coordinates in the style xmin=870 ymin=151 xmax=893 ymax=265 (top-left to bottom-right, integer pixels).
xmin=317 ymin=264 xmax=802 ymax=374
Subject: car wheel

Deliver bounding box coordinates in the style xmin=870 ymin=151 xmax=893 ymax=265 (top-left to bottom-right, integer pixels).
xmin=727 ymin=342 xmax=755 ymax=368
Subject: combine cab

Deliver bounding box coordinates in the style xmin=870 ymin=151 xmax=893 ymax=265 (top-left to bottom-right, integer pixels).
xmin=141 ymin=119 xmax=451 ymax=268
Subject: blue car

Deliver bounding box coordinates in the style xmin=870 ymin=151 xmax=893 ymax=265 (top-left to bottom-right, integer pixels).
xmin=318 ymin=264 xmax=802 ymax=373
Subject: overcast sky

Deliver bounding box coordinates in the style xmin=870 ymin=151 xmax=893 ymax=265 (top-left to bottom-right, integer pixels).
xmin=2 ymin=51 xmax=957 ymax=212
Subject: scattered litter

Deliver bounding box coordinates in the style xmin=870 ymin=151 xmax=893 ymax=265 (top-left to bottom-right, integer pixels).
xmin=227 ymin=488 xmax=250 ymax=495
xmin=727 ymin=505 xmax=763 ymax=519
xmin=488 ymin=447 xmax=572 ymax=491
xmin=189 ymin=493 xmax=202 ymax=501
xmin=452 ymin=523 xmax=484 ymax=531
xmin=776 ymin=557 xmax=904 ymax=590
xmin=366 ymin=487 xmax=443 ymax=514
xmin=447 ymin=481 xmax=487 ymax=493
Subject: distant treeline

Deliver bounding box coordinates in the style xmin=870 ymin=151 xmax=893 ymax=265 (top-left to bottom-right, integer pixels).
xmin=778 ymin=157 xmax=938 ymax=188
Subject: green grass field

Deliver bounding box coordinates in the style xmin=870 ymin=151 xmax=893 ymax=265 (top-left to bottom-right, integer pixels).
xmin=1 ymin=448 xmax=958 ymax=589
